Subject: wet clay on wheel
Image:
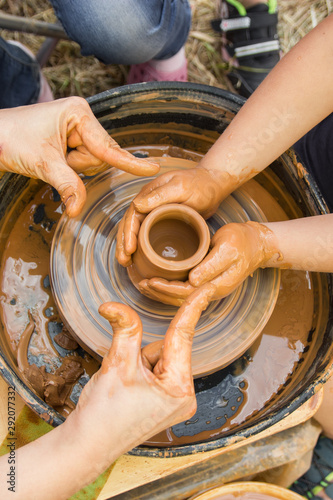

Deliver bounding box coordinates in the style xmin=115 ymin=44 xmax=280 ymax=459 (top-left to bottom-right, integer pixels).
xmin=0 ymin=144 xmax=316 ymax=445
xmin=0 ymin=186 xmax=99 ymax=417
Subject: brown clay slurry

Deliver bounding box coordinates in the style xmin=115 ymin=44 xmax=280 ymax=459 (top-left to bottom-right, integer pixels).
xmin=0 ymin=184 xmax=100 ymax=417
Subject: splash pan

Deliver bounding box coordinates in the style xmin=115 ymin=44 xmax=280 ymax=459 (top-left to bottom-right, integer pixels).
xmin=50 ymin=157 xmax=280 ymax=378
xmin=0 ymin=83 xmax=331 ymax=456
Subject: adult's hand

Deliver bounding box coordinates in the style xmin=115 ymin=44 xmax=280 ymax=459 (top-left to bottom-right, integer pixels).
xmin=70 ymin=284 xmax=216 ymax=473
xmin=3 ymin=285 xmax=215 ymax=500
xmin=138 ymin=222 xmax=277 ymax=306
xmin=0 ymin=97 xmax=159 ymax=217
xmin=116 ymin=166 xmax=236 ymax=266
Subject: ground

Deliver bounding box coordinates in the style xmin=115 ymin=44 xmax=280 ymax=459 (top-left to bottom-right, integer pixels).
xmin=0 ymin=0 xmax=332 ymax=99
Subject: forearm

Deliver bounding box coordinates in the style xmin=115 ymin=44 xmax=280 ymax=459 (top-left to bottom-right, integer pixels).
xmin=263 ymin=214 xmax=333 ymax=272
xmin=0 ymin=416 xmax=125 ymax=500
xmin=0 ymin=385 xmax=190 ymax=500
xmin=200 ymin=14 xmax=333 ymax=188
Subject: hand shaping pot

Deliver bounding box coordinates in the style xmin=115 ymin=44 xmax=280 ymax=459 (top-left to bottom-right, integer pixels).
xmin=0 ymin=83 xmax=332 ymax=459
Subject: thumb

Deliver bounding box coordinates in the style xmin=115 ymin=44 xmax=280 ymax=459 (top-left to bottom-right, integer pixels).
xmin=162 ymin=283 xmax=216 ymax=373
xmin=43 ymin=159 xmax=87 ymax=218
xmin=98 ymin=302 xmax=143 ymax=371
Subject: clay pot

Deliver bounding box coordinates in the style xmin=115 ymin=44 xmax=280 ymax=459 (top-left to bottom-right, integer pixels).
xmin=129 ymin=203 xmax=210 ymax=283
xmin=190 ymin=481 xmax=305 ymax=500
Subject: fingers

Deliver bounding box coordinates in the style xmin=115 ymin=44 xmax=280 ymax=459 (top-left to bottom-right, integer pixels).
xmin=115 ymin=215 xmax=129 ymax=266
xmin=67 ymin=145 xmax=108 ymax=174
xmin=116 ymin=203 xmax=146 ymax=266
xmin=98 ymin=302 xmax=143 ymax=372
xmin=142 ymin=340 xmax=164 ymax=371
xmin=209 ymin=271 xmax=244 ymax=298
xmin=138 ymin=278 xmax=194 ymax=306
xmin=41 ymin=159 xmax=87 ymax=218
xmin=162 ymin=284 xmax=216 ymax=372
xmin=79 ymin=113 xmax=160 ymax=177
xmin=189 ymin=225 xmax=242 ymax=287
xmin=189 ymin=240 xmax=236 ymax=287
xmin=209 ymin=256 xmax=257 ymax=298
xmin=133 ymin=172 xmax=189 ymax=213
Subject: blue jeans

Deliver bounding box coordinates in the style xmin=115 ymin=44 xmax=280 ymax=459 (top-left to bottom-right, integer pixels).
xmin=0 ymin=0 xmax=191 ymax=108
xmin=0 ymin=38 xmax=41 ymax=108
xmin=50 ymin=0 xmax=191 ymax=64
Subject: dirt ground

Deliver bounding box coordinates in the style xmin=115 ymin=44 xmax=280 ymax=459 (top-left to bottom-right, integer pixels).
xmin=0 ymin=0 xmax=332 ymax=99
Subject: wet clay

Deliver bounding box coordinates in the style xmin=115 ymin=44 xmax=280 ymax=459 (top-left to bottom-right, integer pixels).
xmin=0 ymin=144 xmax=317 ymax=445
xmin=0 ymin=185 xmax=100 ymax=417
xmin=149 ymin=218 xmax=199 ymax=261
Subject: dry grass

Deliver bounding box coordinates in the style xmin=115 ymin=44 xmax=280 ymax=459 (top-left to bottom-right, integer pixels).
xmin=0 ymin=0 xmax=331 ymax=99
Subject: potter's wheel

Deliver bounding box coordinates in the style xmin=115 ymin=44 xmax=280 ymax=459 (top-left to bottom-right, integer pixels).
xmin=51 ymin=157 xmax=280 ymax=377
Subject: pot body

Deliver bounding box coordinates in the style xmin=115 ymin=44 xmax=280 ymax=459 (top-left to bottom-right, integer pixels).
xmin=131 ymin=203 xmax=210 ymax=281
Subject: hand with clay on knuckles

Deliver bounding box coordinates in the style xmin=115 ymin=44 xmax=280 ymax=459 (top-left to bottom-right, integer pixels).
xmin=0 ymin=97 xmax=159 ymax=218
xmin=137 ymin=214 xmax=333 ymax=306
xmin=116 ymin=166 xmax=237 ymax=267
xmin=137 ymin=221 xmax=278 ymax=306
xmin=0 ymin=284 xmax=216 ymax=500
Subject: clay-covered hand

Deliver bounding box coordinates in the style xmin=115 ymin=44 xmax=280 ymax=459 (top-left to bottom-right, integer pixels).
xmin=116 ymin=166 xmax=236 ymax=266
xmin=0 ymin=97 xmax=159 ymax=217
xmin=69 ymin=284 xmax=215 ymax=468
xmin=138 ymin=222 xmax=278 ymax=306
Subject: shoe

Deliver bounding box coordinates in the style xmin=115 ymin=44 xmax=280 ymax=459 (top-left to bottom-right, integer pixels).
xmin=211 ymin=0 xmax=281 ymax=97
xmin=290 ymin=436 xmax=333 ymax=499
xmin=7 ymin=41 xmax=53 ymax=103
xmin=127 ymin=59 xmax=188 ymax=84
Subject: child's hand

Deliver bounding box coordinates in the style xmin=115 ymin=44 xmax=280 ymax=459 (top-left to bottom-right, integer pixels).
xmin=68 ymin=284 xmax=216 ymax=465
xmin=116 ymin=166 xmax=235 ymax=266
xmin=0 ymin=97 xmax=159 ymax=218
xmin=137 ymin=222 xmax=277 ymax=306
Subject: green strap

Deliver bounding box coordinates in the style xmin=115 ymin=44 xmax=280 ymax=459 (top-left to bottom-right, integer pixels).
xmin=226 ymin=0 xmax=247 ymax=16
xmin=311 ymin=470 xmax=333 ymax=496
xmin=268 ymin=0 xmax=278 ymax=14
xmin=226 ymin=0 xmax=277 ymax=16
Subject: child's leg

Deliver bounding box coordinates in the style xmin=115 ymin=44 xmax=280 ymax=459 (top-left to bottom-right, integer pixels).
xmin=0 ymin=38 xmax=40 ymax=109
xmin=49 ymin=0 xmax=191 ymax=65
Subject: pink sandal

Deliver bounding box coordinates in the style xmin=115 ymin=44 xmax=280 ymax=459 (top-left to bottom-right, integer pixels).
xmin=127 ymin=59 xmax=188 ymax=84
